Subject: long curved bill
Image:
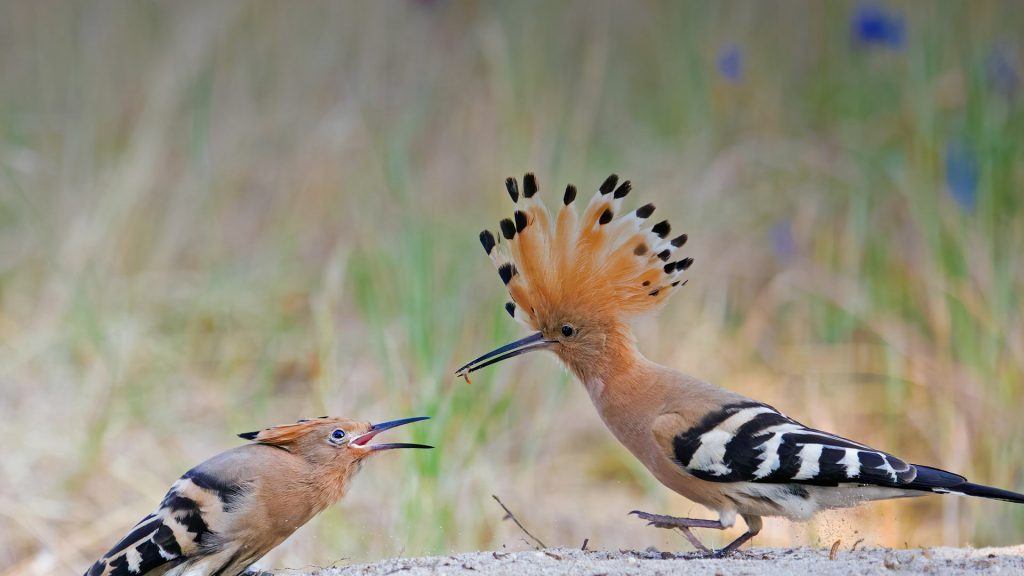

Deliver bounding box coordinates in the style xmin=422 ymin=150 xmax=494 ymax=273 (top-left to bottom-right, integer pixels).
xmin=454 ymin=332 xmax=552 ymax=381
xmin=350 ymin=416 xmax=433 ymax=451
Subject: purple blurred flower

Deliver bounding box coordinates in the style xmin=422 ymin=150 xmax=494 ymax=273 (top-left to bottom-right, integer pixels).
xmin=717 ymin=45 xmax=742 ymax=83
xmin=851 ymin=4 xmax=905 ymax=50
xmin=945 ymin=140 xmax=978 ymax=212
xmin=986 ymin=45 xmax=1019 ymax=101
xmin=771 ymin=219 xmax=795 ymax=262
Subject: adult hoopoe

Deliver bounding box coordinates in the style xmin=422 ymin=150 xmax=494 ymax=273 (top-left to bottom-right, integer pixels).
xmin=456 ymin=173 xmax=1024 ymax=556
xmin=84 ymin=416 xmax=431 ymax=576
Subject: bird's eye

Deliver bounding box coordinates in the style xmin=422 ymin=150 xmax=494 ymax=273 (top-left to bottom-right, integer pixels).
xmin=561 ymin=324 xmax=575 ymax=338
xmin=331 ymin=429 xmax=346 ymax=440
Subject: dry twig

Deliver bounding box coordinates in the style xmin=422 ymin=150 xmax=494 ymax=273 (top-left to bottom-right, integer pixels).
xmin=491 ymin=494 xmax=548 ymax=549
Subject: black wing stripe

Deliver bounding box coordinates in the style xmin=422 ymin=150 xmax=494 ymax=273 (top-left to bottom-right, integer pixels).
xmin=102 ymin=517 xmax=162 ymax=558
xmin=134 ymin=539 xmax=165 ymax=571
xmin=153 ymin=522 xmax=183 ymax=558
xmin=818 ymin=446 xmax=849 ymax=480
xmin=161 ymin=494 xmax=209 ymax=539
xmin=183 ymin=468 xmax=248 ymax=512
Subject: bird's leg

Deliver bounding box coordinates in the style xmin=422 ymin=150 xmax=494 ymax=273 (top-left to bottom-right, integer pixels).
xmin=713 ymin=531 xmax=754 ymax=558
xmin=629 ymin=510 xmax=722 ymax=554
xmin=712 ymin=515 xmax=763 ymax=558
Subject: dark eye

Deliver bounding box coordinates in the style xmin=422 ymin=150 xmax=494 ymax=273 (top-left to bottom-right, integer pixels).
xmin=561 ymin=324 xmax=575 ymax=337
xmin=331 ymin=429 xmax=346 ymax=440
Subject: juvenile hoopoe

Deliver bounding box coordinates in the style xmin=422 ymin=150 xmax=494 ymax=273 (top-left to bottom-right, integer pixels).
xmin=456 ymin=173 xmax=1024 ymax=556
xmin=84 ymin=416 xmax=431 ymax=576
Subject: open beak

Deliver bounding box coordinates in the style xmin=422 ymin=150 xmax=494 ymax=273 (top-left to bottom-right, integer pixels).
xmin=349 ymin=416 xmax=433 ymax=451
xmin=454 ymin=332 xmax=553 ymax=379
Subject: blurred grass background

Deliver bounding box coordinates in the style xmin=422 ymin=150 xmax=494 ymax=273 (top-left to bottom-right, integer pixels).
xmin=1 ymin=0 xmax=1023 ymax=573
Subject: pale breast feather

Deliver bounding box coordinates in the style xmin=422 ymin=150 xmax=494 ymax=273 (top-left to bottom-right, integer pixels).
xmin=672 ymin=402 xmax=916 ymax=487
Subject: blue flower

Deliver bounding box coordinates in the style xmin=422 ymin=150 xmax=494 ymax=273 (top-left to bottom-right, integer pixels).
xmin=945 ymin=140 xmax=978 ymax=212
xmin=717 ymin=45 xmax=742 ymax=83
xmin=851 ymin=4 xmax=905 ymax=49
xmin=986 ymin=45 xmax=1019 ymax=101
xmin=771 ymin=220 xmax=795 ymax=262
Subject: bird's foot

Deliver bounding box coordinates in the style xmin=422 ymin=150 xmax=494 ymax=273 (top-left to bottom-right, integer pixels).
xmin=629 ymin=510 xmax=724 ymax=530
xmin=630 ymin=510 xmax=761 ymax=559
xmin=629 ymin=510 xmax=723 ymax=554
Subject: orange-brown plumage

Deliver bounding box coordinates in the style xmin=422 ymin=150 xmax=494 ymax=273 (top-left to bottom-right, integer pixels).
xmin=84 ymin=416 xmax=430 ymax=576
xmin=459 ymin=172 xmax=1024 ymax=557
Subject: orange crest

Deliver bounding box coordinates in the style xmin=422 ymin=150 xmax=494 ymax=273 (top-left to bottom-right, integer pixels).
xmin=238 ymin=416 xmax=352 ymax=447
xmin=479 ymin=173 xmax=692 ymax=329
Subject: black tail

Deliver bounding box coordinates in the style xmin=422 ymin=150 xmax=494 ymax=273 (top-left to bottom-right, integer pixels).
xmin=949 ymin=482 xmax=1024 ymax=504
xmin=909 ymin=465 xmax=1024 ymax=504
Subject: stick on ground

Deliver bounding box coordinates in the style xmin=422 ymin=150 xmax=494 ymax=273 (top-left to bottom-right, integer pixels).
xmin=491 ymin=494 xmax=548 ymax=549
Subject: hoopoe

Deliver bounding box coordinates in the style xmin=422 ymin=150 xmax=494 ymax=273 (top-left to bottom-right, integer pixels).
xmin=84 ymin=416 xmax=431 ymax=576
xmin=456 ymin=173 xmax=1024 ymax=556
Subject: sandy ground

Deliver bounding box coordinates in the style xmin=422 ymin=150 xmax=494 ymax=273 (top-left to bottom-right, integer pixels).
xmin=270 ymin=545 xmax=1024 ymax=575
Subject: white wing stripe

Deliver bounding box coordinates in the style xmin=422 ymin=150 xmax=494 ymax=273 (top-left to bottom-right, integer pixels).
xmin=875 ymin=456 xmax=899 ymax=482
xmin=840 ymin=448 xmax=862 ymax=478
xmin=793 ymin=444 xmax=824 ymax=480
xmin=751 ymin=422 xmax=806 ymax=479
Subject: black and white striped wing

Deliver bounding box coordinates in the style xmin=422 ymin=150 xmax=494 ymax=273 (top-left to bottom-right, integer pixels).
xmin=83 ymin=510 xmax=185 ymax=576
xmin=672 ymin=402 xmax=917 ymax=487
xmin=84 ymin=468 xmax=247 ymax=576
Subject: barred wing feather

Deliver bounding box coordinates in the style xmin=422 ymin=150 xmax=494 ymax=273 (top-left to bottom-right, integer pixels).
xmin=672 ymin=402 xmax=918 ymax=487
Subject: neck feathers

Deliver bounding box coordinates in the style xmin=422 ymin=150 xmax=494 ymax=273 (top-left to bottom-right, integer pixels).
xmin=565 ymin=321 xmax=644 ymax=386
xmin=302 ymin=458 xmax=361 ymax=514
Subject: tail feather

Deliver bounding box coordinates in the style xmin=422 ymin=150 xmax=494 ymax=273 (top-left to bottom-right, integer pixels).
xmin=935 ymin=482 xmax=1024 ymax=504
xmin=908 ymin=464 xmax=1024 ymax=504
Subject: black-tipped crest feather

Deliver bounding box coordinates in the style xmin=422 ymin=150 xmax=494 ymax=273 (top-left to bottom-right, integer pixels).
xmin=636 ymin=203 xmax=655 ymax=219
xmin=563 ymin=184 xmax=577 ymax=205
xmin=523 ymin=173 xmax=538 ymax=198
xmin=479 ymin=230 xmax=496 ymax=255
xmin=613 ymin=181 xmax=632 ymax=199
xmin=505 ymin=177 xmax=519 ymax=202
xmin=599 ymin=174 xmax=619 ymax=195
xmin=652 ymin=220 xmax=671 ymax=238
xmin=514 ymin=210 xmax=528 ymax=232
xmin=499 ymin=218 xmax=516 ymax=240
xmin=498 ymin=263 xmax=516 ymax=285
